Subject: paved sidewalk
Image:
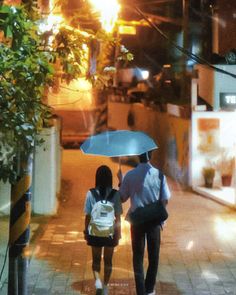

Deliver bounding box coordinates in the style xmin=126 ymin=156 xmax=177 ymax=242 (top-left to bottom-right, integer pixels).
xmin=2 ymin=149 xmax=236 ymax=295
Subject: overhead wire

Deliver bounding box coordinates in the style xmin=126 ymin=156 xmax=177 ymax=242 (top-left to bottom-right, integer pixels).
xmin=133 ymin=5 xmax=236 ymax=79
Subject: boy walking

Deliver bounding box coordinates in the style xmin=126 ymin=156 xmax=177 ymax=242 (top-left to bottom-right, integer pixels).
xmin=118 ymin=151 xmax=171 ymax=295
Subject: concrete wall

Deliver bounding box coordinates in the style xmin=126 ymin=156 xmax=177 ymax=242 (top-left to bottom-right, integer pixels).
xmin=0 ymin=120 xmax=62 ymax=216
xmin=32 ymin=122 xmax=62 ymax=215
xmin=108 ymin=102 xmax=190 ymax=186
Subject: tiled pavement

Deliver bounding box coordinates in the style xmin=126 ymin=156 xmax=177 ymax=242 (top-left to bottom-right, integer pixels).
xmin=2 ymin=149 xmax=236 ymax=294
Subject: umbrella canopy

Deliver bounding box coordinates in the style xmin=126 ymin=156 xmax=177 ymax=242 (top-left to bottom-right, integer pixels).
xmin=80 ymin=130 xmax=158 ymax=157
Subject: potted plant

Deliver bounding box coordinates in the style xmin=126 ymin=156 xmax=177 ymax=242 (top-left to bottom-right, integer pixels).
xmin=220 ymin=149 xmax=235 ymax=187
xmin=202 ymin=167 xmax=215 ymax=188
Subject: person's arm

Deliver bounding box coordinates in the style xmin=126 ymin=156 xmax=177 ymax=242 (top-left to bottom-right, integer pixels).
xmin=83 ymin=190 xmax=93 ymax=239
xmin=117 ymin=173 xmax=130 ymax=203
xmin=84 ymin=215 xmax=90 ymax=240
xmin=115 ymin=214 xmax=121 ymax=239
xmin=161 ymin=199 xmax=168 ymax=207
xmin=160 ymin=175 xmax=171 ymax=204
xmin=117 ymin=168 xmax=123 ymax=188
xmin=84 ymin=215 xmax=90 ymax=232
xmin=113 ymin=190 xmax=122 ymax=239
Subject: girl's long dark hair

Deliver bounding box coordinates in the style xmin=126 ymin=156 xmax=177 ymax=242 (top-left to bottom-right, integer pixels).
xmin=95 ymin=165 xmax=113 ymax=197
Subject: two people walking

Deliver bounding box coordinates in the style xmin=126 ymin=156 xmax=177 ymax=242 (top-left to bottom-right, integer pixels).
xmin=84 ymin=151 xmax=171 ymax=295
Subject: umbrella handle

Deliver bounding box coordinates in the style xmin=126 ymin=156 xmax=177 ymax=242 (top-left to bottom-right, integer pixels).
xmin=117 ymin=157 xmax=123 ymax=186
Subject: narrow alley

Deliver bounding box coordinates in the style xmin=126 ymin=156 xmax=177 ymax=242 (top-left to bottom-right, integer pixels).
xmin=4 ymin=149 xmax=236 ymax=295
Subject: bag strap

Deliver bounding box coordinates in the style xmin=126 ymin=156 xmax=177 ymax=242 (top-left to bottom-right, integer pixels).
xmin=158 ymin=171 xmax=164 ymax=201
xmin=90 ymin=188 xmax=116 ymax=202
xmin=90 ymin=188 xmax=101 ymax=202
xmin=106 ymin=189 xmax=116 ymax=201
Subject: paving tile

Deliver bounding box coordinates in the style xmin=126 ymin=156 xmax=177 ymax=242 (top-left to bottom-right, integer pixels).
xmin=3 ymin=150 xmax=236 ymax=295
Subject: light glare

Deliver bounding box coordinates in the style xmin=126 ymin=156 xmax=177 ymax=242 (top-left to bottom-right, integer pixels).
xmin=141 ymin=70 xmax=149 ymax=80
xmin=214 ymin=217 xmax=236 ymax=241
xmin=186 ymin=240 xmax=194 ymax=250
xmin=201 ymin=270 xmax=219 ymax=281
xmin=89 ymin=0 xmax=120 ymax=33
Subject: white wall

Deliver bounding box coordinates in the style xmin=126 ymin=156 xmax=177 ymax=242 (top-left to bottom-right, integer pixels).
xmin=32 ymin=121 xmax=62 ymax=215
xmin=0 ymin=181 xmax=11 ymax=215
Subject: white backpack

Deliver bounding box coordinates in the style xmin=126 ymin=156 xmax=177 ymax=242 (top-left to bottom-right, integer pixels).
xmin=88 ymin=189 xmax=116 ymax=238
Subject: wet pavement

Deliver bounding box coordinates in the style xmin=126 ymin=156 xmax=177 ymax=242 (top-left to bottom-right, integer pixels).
xmin=1 ymin=149 xmax=236 ymax=295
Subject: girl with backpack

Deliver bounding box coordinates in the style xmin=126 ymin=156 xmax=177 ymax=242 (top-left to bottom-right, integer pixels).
xmin=84 ymin=165 xmax=123 ymax=295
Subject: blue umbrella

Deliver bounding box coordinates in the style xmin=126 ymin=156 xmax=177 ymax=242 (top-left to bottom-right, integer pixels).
xmin=80 ymin=130 xmax=158 ymax=157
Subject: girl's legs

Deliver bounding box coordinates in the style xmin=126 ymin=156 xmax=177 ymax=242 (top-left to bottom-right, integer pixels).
xmin=103 ymin=246 xmax=114 ymax=285
xmin=92 ymin=246 xmax=103 ymax=290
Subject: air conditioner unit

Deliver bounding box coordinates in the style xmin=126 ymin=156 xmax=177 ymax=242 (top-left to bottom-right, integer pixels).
xmin=195 ymin=64 xmax=236 ymax=110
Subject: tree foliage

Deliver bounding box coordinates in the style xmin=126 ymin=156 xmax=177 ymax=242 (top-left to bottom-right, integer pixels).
xmin=0 ymin=5 xmax=53 ymax=183
xmin=0 ymin=3 xmax=133 ymax=184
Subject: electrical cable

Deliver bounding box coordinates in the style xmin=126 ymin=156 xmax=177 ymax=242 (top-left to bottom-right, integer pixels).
xmin=0 ymin=243 xmax=9 ymax=288
xmin=49 ymin=97 xmax=83 ymax=106
xmin=134 ymin=5 xmax=236 ymax=79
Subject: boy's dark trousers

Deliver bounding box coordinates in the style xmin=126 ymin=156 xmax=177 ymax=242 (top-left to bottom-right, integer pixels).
xmin=131 ymin=221 xmax=161 ymax=295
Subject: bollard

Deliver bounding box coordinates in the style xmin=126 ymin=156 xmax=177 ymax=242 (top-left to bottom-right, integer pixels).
xmin=8 ymin=154 xmax=33 ymax=295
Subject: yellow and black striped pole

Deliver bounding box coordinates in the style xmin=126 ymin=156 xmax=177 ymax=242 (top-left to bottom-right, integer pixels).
xmin=8 ymin=154 xmax=33 ymax=295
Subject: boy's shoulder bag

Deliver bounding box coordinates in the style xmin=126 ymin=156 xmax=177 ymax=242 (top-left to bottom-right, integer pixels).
xmin=129 ymin=171 xmax=168 ymax=226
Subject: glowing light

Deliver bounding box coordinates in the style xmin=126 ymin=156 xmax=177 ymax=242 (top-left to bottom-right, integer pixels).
xmin=140 ymin=70 xmax=149 ymax=80
xmin=67 ymin=231 xmax=79 ymax=235
xmin=201 ymin=270 xmax=219 ymax=281
xmin=73 ymin=262 xmax=80 ymax=266
xmin=119 ymin=216 xmax=131 ymax=245
xmin=118 ymin=25 xmax=136 ymax=35
xmin=48 ymin=77 xmax=94 ymax=110
xmin=38 ymin=15 xmax=63 ymax=34
xmin=89 ymin=0 xmax=120 ymax=33
xmin=214 ymin=217 xmax=236 ymax=241
xmin=38 ymin=0 xmax=65 ymax=49
xmin=72 ymin=78 xmax=92 ymax=93
xmin=186 ymin=240 xmax=194 ymax=250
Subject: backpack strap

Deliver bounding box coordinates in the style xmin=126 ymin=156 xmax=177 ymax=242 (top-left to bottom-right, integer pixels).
xmin=90 ymin=188 xmax=101 ymax=202
xmin=90 ymin=188 xmax=117 ymax=202
xmin=158 ymin=171 xmax=164 ymax=201
xmin=106 ymin=189 xmax=117 ymax=201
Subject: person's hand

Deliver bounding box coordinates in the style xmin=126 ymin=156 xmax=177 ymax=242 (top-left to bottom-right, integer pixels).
xmin=115 ymin=222 xmax=121 ymax=240
xmin=117 ymin=168 xmax=123 ymax=186
xmin=160 ymin=221 xmax=167 ymax=230
xmin=83 ymin=229 xmax=89 ymax=241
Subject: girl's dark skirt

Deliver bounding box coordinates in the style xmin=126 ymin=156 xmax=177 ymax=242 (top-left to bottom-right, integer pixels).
xmin=87 ymin=233 xmax=119 ymax=247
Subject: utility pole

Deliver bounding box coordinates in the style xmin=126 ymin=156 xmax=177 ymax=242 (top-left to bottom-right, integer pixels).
xmin=180 ymin=0 xmax=189 ymax=102
xmin=201 ymin=0 xmax=213 ymax=61
xmin=8 ymin=153 xmax=33 ymax=295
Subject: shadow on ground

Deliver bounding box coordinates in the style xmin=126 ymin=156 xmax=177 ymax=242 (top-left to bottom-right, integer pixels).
xmin=72 ymin=279 xmax=182 ymax=295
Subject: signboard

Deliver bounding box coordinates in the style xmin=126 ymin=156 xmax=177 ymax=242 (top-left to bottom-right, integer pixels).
xmin=118 ymin=25 xmax=136 ymax=35
xmin=197 ymin=118 xmax=220 ymax=153
xmin=220 ymin=92 xmax=236 ymax=110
